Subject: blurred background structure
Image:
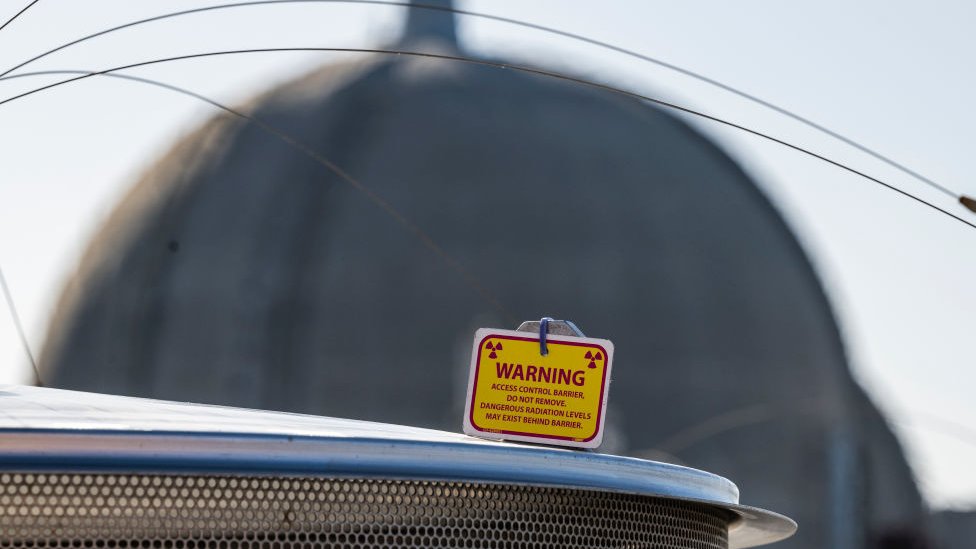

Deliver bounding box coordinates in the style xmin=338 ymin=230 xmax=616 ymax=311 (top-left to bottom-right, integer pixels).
xmin=1 ymin=1 xmax=974 ymax=548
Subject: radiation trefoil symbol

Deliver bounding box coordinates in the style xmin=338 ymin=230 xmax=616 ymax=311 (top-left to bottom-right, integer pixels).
xmin=485 ymin=341 xmax=503 ymax=359
xmin=584 ymin=350 xmax=603 ymax=369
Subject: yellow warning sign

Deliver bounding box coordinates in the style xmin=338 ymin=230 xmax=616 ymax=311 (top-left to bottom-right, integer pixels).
xmin=462 ymin=328 xmax=613 ymax=449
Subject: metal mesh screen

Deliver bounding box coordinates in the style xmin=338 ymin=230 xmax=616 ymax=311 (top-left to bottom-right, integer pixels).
xmin=0 ymin=473 xmax=730 ymax=549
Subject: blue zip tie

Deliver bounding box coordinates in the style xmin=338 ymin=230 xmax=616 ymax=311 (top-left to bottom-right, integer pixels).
xmin=539 ymin=317 xmax=554 ymax=356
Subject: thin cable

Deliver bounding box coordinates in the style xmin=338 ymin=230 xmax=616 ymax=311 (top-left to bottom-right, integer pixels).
xmin=0 ymin=0 xmax=968 ymax=207
xmin=895 ymin=415 xmax=976 ymax=451
xmin=0 ymin=265 xmax=41 ymax=386
xmin=2 ymin=47 xmax=973 ymax=232
xmin=0 ymin=0 xmax=40 ymax=34
xmin=0 ymin=68 xmax=516 ymax=325
xmin=646 ymin=397 xmax=829 ymax=456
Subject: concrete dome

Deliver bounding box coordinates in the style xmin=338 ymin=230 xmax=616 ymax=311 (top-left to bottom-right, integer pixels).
xmin=39 ymin=26 xmax=923 ymax=549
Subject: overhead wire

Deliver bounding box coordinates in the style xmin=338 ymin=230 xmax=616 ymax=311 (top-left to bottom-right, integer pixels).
xmin=0 ymin=0 xmax=40 ymax=34
xmin=2 ymin=47 xmax=973 ymax=232
xmin=632 ymin=400 xmax=976 ymax=459
xmin=895 ymin=414 xmax=976 ymax=452
xmin=0 ymin=265 xmax=40 ymax=385
xmin=0 ymin=0 xmax=971 ymax=211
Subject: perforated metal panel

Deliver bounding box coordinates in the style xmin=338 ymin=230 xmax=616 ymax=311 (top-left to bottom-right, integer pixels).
xmin=0 ymin=473 xmax=731 ymax=549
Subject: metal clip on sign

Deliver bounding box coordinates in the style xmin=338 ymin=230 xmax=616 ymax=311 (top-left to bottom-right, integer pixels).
xmin=518 ymin=317 xmax=586 ymax=356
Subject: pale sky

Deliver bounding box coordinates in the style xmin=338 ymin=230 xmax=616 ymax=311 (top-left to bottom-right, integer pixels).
xmin=0 ymin=0 xmax=974 ymax=508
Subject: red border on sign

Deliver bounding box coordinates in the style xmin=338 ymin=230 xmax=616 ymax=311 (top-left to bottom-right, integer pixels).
xmin=468 ymin=333 xmax=609 ymax=443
